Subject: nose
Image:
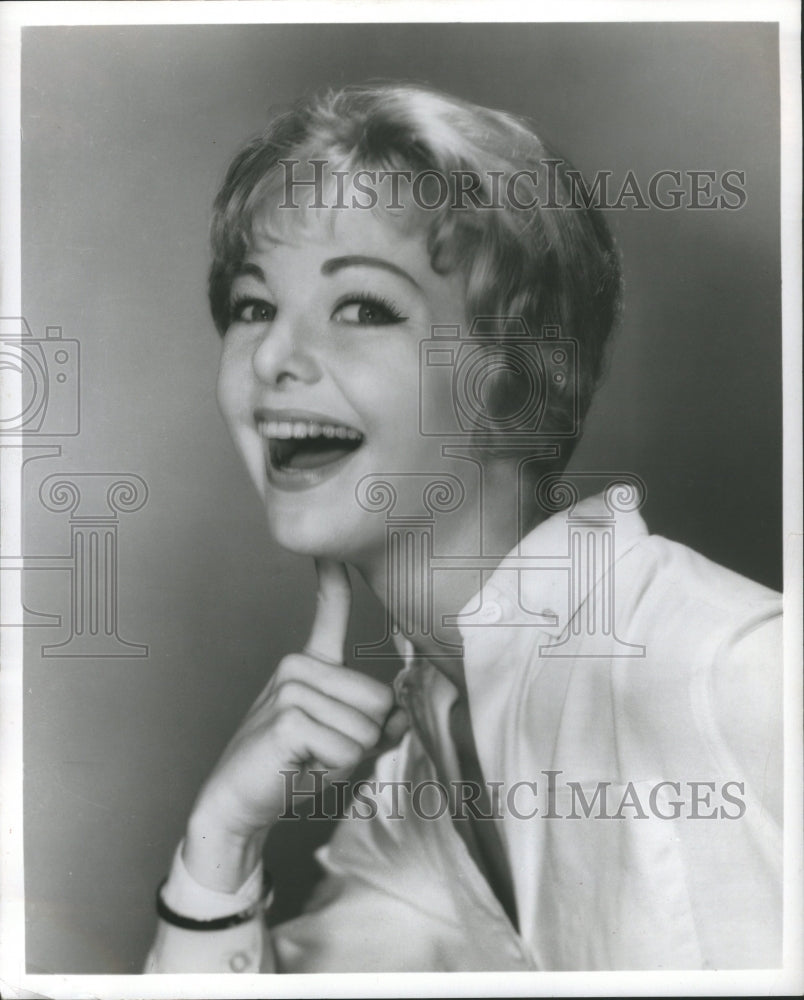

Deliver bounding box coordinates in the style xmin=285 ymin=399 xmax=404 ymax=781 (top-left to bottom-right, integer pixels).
xmin=251 ymin=315 xmax=320 ymax=387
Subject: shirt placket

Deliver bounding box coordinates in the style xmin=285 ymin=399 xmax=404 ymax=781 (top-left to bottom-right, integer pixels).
xmin=391 ymin=659 xmax=537 ymax=970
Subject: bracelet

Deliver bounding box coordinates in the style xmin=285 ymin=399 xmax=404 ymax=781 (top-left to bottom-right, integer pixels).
xmin=155 ymin=869 xmax=274 ymax=931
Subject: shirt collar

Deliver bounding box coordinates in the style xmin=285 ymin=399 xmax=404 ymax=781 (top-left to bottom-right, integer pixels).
xmin=455 ymin=490 xmax=649 ymax=643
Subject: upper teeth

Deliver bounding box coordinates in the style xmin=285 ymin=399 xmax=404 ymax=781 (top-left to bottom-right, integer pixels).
xmin=258 ymin=420 xmax=363 ymax=441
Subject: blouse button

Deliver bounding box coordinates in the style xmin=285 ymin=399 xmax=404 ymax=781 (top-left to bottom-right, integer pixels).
xmin=479 ymin=601 xmax=503 ymax=623
xmin=228 ymin=950 xmax=251 ymax=972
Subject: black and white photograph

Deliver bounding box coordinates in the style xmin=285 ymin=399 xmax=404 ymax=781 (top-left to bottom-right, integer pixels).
xmin=0 ymin=1 xmax=801 ymax=996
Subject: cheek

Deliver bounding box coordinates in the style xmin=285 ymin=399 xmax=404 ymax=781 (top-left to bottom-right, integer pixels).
xmin=366 ymin=387 xmax=426 ymax=466
xmin=350 ymin=351 xmax=452 ymax=472
xmin=215 ymin=367 xmax=235 ymax=426
xmin=216 ymin=337 xmax=253 ymax=421
xmin=348 ymin=341 xmax=421 ymax=426
xmin=216 ymin=346 xmax=267 ymax=491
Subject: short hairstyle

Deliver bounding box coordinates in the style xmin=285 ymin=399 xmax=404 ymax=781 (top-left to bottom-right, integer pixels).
xmin=208 ymin=83 xmax=622 ymax=467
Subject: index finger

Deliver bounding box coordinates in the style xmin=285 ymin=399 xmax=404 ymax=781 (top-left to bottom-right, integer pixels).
xmin=304 ymin=558 xmax=352 ymax=666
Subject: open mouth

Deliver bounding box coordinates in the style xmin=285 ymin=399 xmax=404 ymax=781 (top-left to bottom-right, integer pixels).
xmin=258 ymin=418 xmax=365 ymax=474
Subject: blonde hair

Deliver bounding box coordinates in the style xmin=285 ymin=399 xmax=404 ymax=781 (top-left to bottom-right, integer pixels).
xmin=208 ymin=83 xmax=621 ymax=459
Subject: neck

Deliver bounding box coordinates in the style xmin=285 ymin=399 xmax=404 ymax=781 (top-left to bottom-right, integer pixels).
xmin=352 ymin=460 xmax=542 ymax=690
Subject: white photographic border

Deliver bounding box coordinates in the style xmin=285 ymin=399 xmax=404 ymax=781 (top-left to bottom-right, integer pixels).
xmin=1 ymin=1 xmax=801 ymax=996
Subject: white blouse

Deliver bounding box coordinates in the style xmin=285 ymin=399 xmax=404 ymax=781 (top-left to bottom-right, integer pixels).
xmin=146 ymin=494 xmax=782 ymax=972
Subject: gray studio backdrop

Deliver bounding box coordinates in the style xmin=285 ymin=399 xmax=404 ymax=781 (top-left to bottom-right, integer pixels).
xmin=19 ymin=22 xmax=781 ymax=973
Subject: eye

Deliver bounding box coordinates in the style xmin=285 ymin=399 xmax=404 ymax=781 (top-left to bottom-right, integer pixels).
xmin=230 ymin=296 xmax=276 ymax=324
xmin=332 ymin=294 xmax=406 ymax=326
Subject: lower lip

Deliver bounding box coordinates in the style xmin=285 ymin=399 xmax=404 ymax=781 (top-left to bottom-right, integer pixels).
xmin=264 ymin=443 xmax=363 ymax=492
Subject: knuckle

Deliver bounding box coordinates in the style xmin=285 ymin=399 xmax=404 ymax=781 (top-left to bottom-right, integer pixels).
xmin=337 ymin=740 xmax=364 ymax=769
xmin=277 ymin=653 xmax=305 ymax=677
xmin=349 ymin=674 xmax=393 ymax=717
xmin=354 ymin=717 xmax=381 ymax=748
xmin=274 ymin=679 xmax=303 ymax=707
xmin=276 ymin=704 xmax=306 ymax=735
xmin=369 ymin=684 xmax=394 ymax=718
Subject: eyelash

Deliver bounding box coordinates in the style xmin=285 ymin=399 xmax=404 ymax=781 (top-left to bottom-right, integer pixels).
xmin=228 ymin=292 xmax=407 ymax=327
xmin=229 ymin=295 xmax=276 ymax=324
xmin=332 ymin=292 xmax=407 ymax=326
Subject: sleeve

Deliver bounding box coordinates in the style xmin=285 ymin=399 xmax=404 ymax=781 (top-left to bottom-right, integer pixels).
xmin=144 ymin=737 xmax=469 ymax=974
xmin=683 ymin=590 xmax=785 ymax=965
xmin=706 ymin=600 xmax=784 ymax=831
xmin=143 ymin=841 xmax=268 ymax=973
xmin=143 ymin=833 xmax=467 ymax=974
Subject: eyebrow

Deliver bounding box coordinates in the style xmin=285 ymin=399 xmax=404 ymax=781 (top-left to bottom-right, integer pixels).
xmin=233 ymin=261 xmax=267 ymax=284
xmin=321 ymin=255 xmax=421 ymax=290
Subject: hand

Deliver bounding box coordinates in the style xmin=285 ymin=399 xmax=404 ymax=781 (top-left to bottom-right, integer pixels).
xmin=182 ymin=558 xmax=408 ymax=891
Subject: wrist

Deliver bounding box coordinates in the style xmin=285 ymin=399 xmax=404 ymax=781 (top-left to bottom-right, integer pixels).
xmin=183 ymin=811 xmax=268 ymax=893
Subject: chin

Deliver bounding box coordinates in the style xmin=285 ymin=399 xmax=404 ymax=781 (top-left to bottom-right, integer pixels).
xmin=263 ymin=504 xmax=373 ymax=562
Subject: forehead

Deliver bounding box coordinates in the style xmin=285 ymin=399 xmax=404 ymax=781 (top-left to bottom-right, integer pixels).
xmin=248 ymin=202 xmax=430 ymax=277
xmin=249 ymin=158 xmax=433 ymax=245
xmin=241 ymin=202 xmax=469 ymax=321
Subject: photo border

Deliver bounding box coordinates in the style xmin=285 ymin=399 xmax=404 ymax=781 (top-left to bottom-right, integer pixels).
xmin=1 ymin=1 xmax=801 ymax=996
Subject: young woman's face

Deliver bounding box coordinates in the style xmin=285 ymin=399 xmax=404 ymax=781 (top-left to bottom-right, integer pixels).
xmin=216 ymin=206 xmax=471 ymax=562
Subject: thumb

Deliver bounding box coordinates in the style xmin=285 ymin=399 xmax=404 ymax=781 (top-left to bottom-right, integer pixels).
xmin=305 ymin=558 xmax=352 ymax=665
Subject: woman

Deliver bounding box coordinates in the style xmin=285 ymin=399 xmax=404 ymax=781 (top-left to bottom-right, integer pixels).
xmin=145 ymin=83 xmax=782 ymax=972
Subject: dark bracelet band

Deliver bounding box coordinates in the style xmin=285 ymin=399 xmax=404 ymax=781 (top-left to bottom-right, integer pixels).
xmin=155 ymin=870 xmax=273 ymax=931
